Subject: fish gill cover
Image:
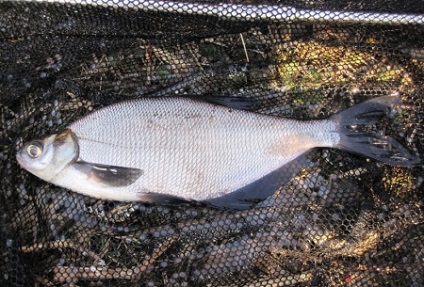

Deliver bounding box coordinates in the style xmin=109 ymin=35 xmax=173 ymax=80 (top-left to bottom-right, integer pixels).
xmin=0 ymin=0 xmax=423 ymax=286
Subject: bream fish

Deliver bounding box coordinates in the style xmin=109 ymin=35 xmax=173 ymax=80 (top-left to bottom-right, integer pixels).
xmin=16 ymin=96 xmax=420 ymax=209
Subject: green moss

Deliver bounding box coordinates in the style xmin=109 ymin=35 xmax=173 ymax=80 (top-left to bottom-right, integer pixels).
xmin=275 ymin=41 xmax=413 ymax=96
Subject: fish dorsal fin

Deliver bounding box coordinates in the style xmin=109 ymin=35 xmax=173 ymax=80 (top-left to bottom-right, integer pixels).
xmin=192 ymin=96 xmax=260 ymax=111
xmin=74 ymin=161 xmax=144 ymax=187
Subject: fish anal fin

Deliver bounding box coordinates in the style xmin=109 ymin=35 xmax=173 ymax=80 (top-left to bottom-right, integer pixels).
xmin=205 ymin=153 xmax=312 ymax=210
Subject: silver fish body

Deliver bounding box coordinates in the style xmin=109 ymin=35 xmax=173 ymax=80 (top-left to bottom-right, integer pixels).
xmin=16 ymin=96 xmax=420 ymax=209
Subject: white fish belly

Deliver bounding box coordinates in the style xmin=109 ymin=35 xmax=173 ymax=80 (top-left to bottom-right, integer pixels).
xmin=69 ymin=98 xmax=339 ymax=201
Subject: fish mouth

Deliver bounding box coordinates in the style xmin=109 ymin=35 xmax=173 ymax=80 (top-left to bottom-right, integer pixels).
xmin=16 ymin=148 xmax=27 ymax=168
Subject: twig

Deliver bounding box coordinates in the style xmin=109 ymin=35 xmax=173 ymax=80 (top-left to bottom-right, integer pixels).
xmin=20 ymin=239 xmax=104 ymax=264
xmin=51 ymin=236 xmax=176 ymax=284
xmin=240 ymin=33 xmax=250 ymax=63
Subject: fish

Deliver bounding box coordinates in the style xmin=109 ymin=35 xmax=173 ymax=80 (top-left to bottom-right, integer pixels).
xmin=16 ymin=96 xmax=420 ymax=209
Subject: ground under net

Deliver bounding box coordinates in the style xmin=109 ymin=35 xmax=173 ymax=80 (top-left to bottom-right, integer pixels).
xmin=1 ymin=0 xmax=424 ymax=286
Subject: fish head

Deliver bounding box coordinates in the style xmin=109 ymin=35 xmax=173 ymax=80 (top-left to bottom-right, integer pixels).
xmin=16 ymin=129 xmax=78 ymax=181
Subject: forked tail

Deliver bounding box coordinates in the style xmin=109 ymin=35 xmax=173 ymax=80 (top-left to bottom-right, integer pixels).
xmin=331 ymin=96 xmax=420 ymax=167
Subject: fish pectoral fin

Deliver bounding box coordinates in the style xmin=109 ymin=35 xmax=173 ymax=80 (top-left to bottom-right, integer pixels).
xmin=74 ymin=161 xmax=143 ymax=187
xmin=137 ymin=192 xmax=193 ymax=206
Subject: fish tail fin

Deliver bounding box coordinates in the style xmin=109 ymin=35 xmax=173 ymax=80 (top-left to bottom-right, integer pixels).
xmin=331 ymin=96 xmax=420 ymax=167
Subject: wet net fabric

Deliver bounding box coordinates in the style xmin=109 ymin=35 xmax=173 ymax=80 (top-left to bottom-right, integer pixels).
xmin=1 ymin=0 xmax=423 ymax=286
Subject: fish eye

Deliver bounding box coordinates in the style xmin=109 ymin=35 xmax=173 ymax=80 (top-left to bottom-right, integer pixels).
xmin=26 ymin=142 xmax=43 ymax=159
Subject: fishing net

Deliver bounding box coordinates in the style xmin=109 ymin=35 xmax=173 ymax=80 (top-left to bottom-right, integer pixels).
xmin=1 ymin=0 xmax=423 ymax=286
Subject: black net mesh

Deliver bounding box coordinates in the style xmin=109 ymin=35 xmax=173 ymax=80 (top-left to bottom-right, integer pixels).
xmin=1 ymin=0 xmax=423 ymax=286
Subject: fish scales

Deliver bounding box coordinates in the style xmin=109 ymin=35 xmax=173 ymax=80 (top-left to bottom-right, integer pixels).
xmin=70 ymin=98 xmax=338 ymax=200
xmin=16 ymin=96 xmax=420 ymax=209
